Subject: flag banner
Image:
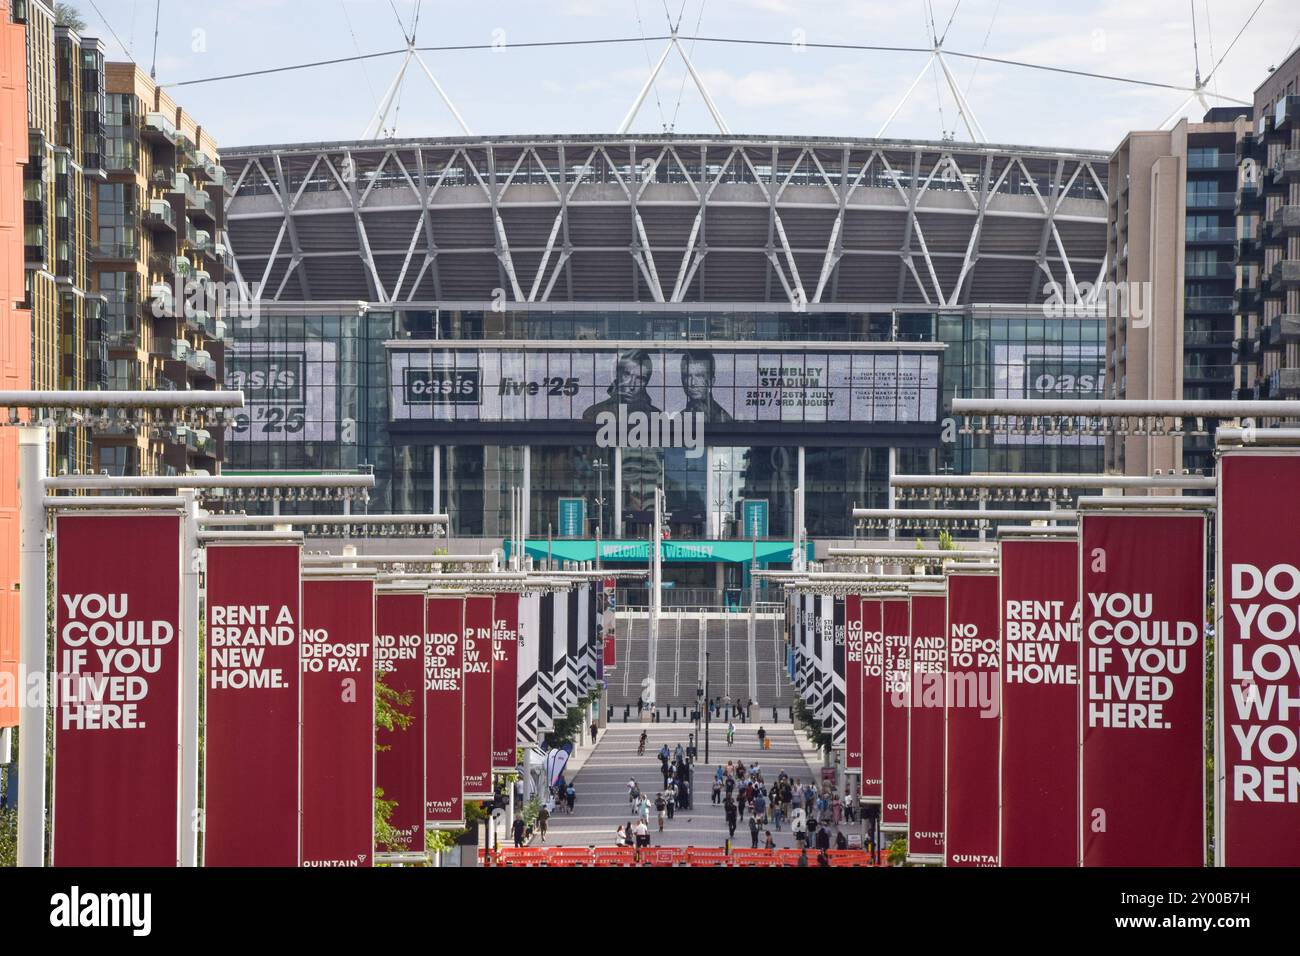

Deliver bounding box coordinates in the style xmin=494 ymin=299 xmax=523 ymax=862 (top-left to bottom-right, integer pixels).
xmin=566 ymin=589 xmax=580 ymax=705
xmin=301 ymin=576 xmax=375 ymax=867
xmin=517 ymin=593 xmax=540 ymax=747
xmin=600 ymin=579 xmax=617 ymax=670
xmin=578 ymin=583 xmax=595 ymax=693
xmin=1218 ymin=452 xmax=1300 ymax=866
xmin=462 ymin=595 xmax=495 ymax=798
xmin=1081 ymin=512 xmax=1205 ymax=866
xmin=846 ymin=595 xmax=863 ymax=772
xmin=53 ymin=513 xmax=182 ymax=867
xmin=998 ymin=536 xmax=1080 ymax=867
xmin=554 ymin=588 xmax=572 ymax=709
xmin=881 ymin=598 xmax=911 ymax=831
xmin=375 ymin=589 xmax=426 ymax=856
xmin=491 ymin=592 xmax=520 ymax=773
xmin=204 ymin=542 xmax=302 ymax=867
xmin=861 ymin=598 xmax=885 ymax=802
xmin=945 ymin=573 xmax=1001 ymax=867
xmin=908 ymin=593 xmax=947 ymax=863
xmin=832 ymin=596 xmax=846 ymax=746
xmin=425 ymin=595 xmax=465 ymax=827
xmin=537 ymin=593 xmax=556 ymax=732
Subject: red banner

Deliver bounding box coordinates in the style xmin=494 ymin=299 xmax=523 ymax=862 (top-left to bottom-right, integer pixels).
xmin=301 ymin=577 xmax=375 ymax=867
xmin=945 ymin=573 xmax=1000 ymax=867
xmin=881 ymin=598 xmax=910 ymax=831
xmin=601 ymin=578 xmax=617 ymax=669
xmin=998 ymin=536 xmax=1080 ymax=867
xmin=462 ymin=595 xmax=495 ymax=798
xmin=1081 ymin=512 xmax=1204 ymax=866
xmin=53 ymin=513 xmax=182 ymax=866
xmin=425 ymin=595 xmax=465 ymax=826
xmin=1219 ymin=452 xmax=1300 ymax=866
xmin=907 ymin=593 xmax=946 ymax=862
xmin=492 ymin=592 xmax=520 ymax=772
xmin=375 ymin=589 xmax=426 ymax=856
xmin=845 ymin=595 xmax=863 ymax=774
xmin=860 ymin=598 xmax=884 ymax=802
xmin=204 ymin=543 xmax=302 ymax=867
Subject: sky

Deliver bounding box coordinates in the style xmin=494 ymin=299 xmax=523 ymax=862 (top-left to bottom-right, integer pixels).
xmin=71 ymin=0 xmax=1300 ymax=152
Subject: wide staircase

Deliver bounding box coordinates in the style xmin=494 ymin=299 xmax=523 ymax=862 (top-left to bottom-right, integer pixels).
xmin=609 ymin=612 xmax=797 ymax=713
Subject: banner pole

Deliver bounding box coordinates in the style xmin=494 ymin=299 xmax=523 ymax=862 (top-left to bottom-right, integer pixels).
xmin=17 ymin=425 xmax=48 ymax=868
xmin=179 ymin=491 xmax=201 ymax=866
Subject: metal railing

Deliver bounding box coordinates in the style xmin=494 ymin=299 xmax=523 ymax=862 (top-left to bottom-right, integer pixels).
xmin=615 ymin=586 xmax=787 ymax=610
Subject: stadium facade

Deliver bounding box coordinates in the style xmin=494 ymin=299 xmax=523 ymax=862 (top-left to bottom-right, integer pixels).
xmin=221 ymin=135 xmax=1110 ymax=594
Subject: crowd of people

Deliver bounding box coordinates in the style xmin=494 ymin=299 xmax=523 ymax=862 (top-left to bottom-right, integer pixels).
xmin=619 ymin=738 xmax=696 ymax=850
xmin=711 ymin=761 xmax=858 ymax=852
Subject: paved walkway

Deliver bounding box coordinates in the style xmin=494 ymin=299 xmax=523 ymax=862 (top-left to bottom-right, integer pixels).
xmin=541 ymin=723 xmax=827 ymax=850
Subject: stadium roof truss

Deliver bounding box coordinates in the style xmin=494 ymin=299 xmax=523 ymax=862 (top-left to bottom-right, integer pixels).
xmin=224 ymin=136 xmax=1110 ymax=308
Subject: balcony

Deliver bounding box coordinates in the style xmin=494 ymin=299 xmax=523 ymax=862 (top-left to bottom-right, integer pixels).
xmin=1274 ymin=95 xmax=1300 ymax=133
xmin=1186 ymin=190 xmax=1236 ymax=210
xmin=1272 ymin=205 xmax=1300 ymax=236
xmin=167 ymin=339 xmax=190 ymax=362
xmin=1236 ymin=131 xmax=1263 ymax=162
xmin=191 ymin=229 xmax=212 ymax=252
xmin=142 ymin=199 xmax=175 ymax=232
xmin=1235 ymin=236 xmax=1263 ymax=265
xmin=186 ymin=349 xmax=215 ymax=378
xmin=1185 ymin=225 xmax=1236 ymax=244
xmin=92 ymin=238 xmax=138 ymax=261
xmin=1235 ymin=183 xmax=1263 ymax=215
xmin=193 ymin=268 xmax=211 ymax=286
xmin=1183 ymin=363 xmax=1234 ymax=383
xmin=1270 ymin=259 xmax=1300 ymax=289
xmin=1271 ymin=367 xmax=1300 ymax=396
xmin=1184 ymin=261 xmax=1234 ymax=280
xmin=188 ymin=190 xmax=215 ymax=223
xmin=1282 ymin=150 xmax=1300 ymax=184
xmin=1183 ymin=329 xmax=1235 ymax=348
xmin=184 ymin=308 xmax=212 ymax=335
xmin=142 ymin=111 xmax=176 ymax=144
xmin=101 ymin=140 xmax=137 ymax=172
xmin=1268 ymin=313 xmax=1300 ymax=346
xmin=1187 ymin=152 xmax=1237 ymax=171
xmin=1184 ymin=295 xmax=1234 ymax=314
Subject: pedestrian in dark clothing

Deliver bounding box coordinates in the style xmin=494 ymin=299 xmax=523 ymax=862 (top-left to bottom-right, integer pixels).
xmin=835 ymin=829 xmax=847 ymax=850
xmin=724 ymin=798 xmax=738 ymax=839
xmin=815 ymin=824 xmax=830 ymax=851
xmin=513 ymin=817 xmax=525 ymax=847
xmin=749 ymin=816 xmax=760 ymax=848
xmin=590 ymin=721 xmax=598 ymax=744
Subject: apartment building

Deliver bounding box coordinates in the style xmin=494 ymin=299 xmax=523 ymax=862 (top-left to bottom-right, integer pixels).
xmin=1105 ymin=108 xmax=1249 ymax=479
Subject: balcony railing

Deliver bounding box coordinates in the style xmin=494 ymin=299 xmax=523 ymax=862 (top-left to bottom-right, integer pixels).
xmin=143 ymin=199 xmax=175 ymax=231
xmin=1184 ymin=295 xmax=1234 ymax=312
xmin=1185 ymin=261 xmax=1234 ymax=279
xmin=1183 ymin=364 xmax=1234 ymax=382
xmin=1185 ymin=225 xmax=1236 ymax=243
xmin=1186 ymin=190 xmax=1236 ymax=209
xmin=143 ymin=112 xmax=176 ymax=143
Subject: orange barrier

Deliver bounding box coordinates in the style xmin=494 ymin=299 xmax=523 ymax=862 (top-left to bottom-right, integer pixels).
xmin=827 ymin=850 xmax=874 ymax=867
xmin=684 ymin=847 xmax=730 ymax=867
xmin=549 ymin=847 xmax=595 ymax=866
xmin=730 ymin=848 xmax=777 ymax=867
xmin=591 ymin=846 xmax=638 ymax=867
xmin=644 ymin=847 xmax=684 ymax=867
xmin=495 ymin=847 xmax=548 ymax=867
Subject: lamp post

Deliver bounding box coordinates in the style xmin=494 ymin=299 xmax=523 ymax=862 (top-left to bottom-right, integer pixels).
xmin=713 ymin=459 xmax=727 ymax=539
xmin=591 ymin=459 xmax=608 ymax=536
xmin=703 ymin=650 xmax=711 ymax=763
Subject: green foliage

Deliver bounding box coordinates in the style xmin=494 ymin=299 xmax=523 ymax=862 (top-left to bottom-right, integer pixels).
xmin=425 ymin=827 xmax=455 ymax=855
xmin=543 ymin=703 xmax=587 ymax=749
xmin=0 ymin=807 xmax=15 ymax=867
xmin=55 ymin=3 xmax=86 ymax=32
xmin=886 ymin=836 xmax=908 ymax=866
xmin=519 ymin=797 xmax=542 ymax=829
xmin=793 ymin=697 xmax=831 ymax=754
xmin=374 ymin=674 xmax=413 ymax=849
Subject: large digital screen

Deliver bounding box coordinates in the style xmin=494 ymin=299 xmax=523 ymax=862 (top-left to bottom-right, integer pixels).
xmin=992 ymin=343 xmax=1105 ymax=446
xmin=388 ymin=346 xmax=941 ymax=426
xmin=226 ymin=340 xmax=338 ymax=443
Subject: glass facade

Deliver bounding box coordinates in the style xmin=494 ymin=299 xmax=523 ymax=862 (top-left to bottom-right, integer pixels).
xmin=226 ymin=304 xmax=1105 ymax=540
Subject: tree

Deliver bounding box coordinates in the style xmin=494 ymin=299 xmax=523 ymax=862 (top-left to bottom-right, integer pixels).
xmin=55 ymin=3 xmax=86 ymax=32
xmin=373 ymin=674 xmax=414 ymax=854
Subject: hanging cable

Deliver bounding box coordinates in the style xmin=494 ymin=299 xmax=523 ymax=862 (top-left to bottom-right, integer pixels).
xmin=938 ymin=0 xmax=963 ymax=46
xmin=340 ymin=0 xmax=379 ymax=108
xmin=149 ymin=0 xmax=160 ymax=79
xmin=387 ymin=0 xmax=412 ymax=44
xmin=85 ymin=0 xmax=133 ymax=60
xmin=963 ymin=0 xmax=1001 ymax=98
xmin=1189 ymin=0 xmax=1202 ymax=85
xmin=670 ymin=0 xmax=708 ymax=132
xmin=1201 ymin=0 xmax=1268 ymax=85
xmin=1203 ymin=0 xmax=1220 ymax=102
xmin=633 ymin=0 xmax=669 ymax=132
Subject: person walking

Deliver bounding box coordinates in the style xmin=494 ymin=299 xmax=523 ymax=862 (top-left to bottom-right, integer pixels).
xmin=757 ymin=725 xmax=767 ymax=748
xmin=537 ymin=805 xmax=550 ymax=843
xmin=615 ymin=824 xmax=627 ymax=847
xmin=566 ymin=783 xmax=576 ymax=814
xmin=637 ymin=730 xmax=647 ymax=755
xmin=724 ymin=797 xmax=738 ymax=841
xmin=627 ymin=778 xmax=640 ymax=803
xmin=655 ymin=792 xmax=667 ymax=832
xmin=763 ymin=829 xmax=775 ymax=850
xmin=589 ymin=720 xmax=598 ymax=745
xmin=726 ymin=721 xmax=735 ymax=746
xmin=513 ymin=816 xmax=526 ymax=848
xmin=635 ymin=819 xmax=650 ymax=850
xmin=711 ymin=778 xmax=722 ymax=805
xmin=748 ymin=814 xmax=760 ymax=848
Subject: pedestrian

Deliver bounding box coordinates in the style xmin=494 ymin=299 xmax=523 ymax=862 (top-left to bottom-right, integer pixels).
xmin=726 ymin=721 xmax=735 ymax=746
xmin=667 ymin=784 xmax=677 ymax=819
xmin=513 ymin=816 xmax=525 ymax=848
xmin=590 ymin=720 xmax=598 ymax=744
xmin=678 ymin=778 xmax=690 ymax=810
xmin=815 ymin=822 xmax=831 ymax=852
xmin=635 ymin=819 xmax=650 ymax=849
xmin=627 ymin=778 xmax=639 ymax=803
xmin=749 ymin=815 xmax=760 ymax=848
xmin=615 ymin=824 xmax=627 ymax=847
xmin=835 ymin=828 xmax=848 ymax=851
xmin=792 ymin=807 xmax=808 ymax=847
xmin=711 ymin=779 xmax=722 ymax=805
xmin=757 ymin=725 xmax=767 ymax=747
xmin=797 ymin=847 xmax=809 ymax=867
xmin=763 ymin=829 xmax=775 ymax=850
xmin=724 ymin=797 xmax=738 ymax=840
xmin=817 ymin=849 xmax=830 ymax=867
xmin=655 ymin=792 xmax=667 ymax=832
xmin=537 ymin=805 xmax=550 ymax=843
xmin=566 ymin=784 xmax=576 ymax=814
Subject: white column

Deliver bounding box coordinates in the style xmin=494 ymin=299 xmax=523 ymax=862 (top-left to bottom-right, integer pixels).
xmin=706 ymin=447 xmax=717 ymax=538
xmin=887 ymin=447 xmax=897 ymax=542
xmin=432 ymin=445 xmax=442 ymax=518
xmin=179 ymin=491 xmax=201 ymax=866
xmin=612 ymin=447 xmax=623 ymax=539
xmin=17 ymin=426 xmax=48 ymax=867
xmin=521 ymin=446 xmax=531 ymax=542
xmin=795 ymin=446 xmax=806 ymax=570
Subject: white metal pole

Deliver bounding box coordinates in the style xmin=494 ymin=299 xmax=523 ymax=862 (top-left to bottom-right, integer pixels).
xmin=410 ymin=51 xmax=474 ymax=136
xmin=618 ymin=40 xmax=674 ymax=134
xmin=17 ymin=426 xmax=48 ymax=867
xmin=876 ymin=53 xmax=935 ymax=138
xmin=179 ymin=490 xmax=201 ymax=866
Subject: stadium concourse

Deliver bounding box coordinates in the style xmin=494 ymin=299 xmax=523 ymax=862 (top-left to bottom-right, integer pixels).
xmin=541 ymin=723 xmax=827 ymax=850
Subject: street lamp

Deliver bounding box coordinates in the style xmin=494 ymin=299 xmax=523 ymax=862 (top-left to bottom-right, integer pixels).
xmin=591 ymin=458 xmax=609 ymax=535
xmin=713 ymin=459 xmax=727 ymax=539
xmin=703 ymin=650 xmax=711 ymax=763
